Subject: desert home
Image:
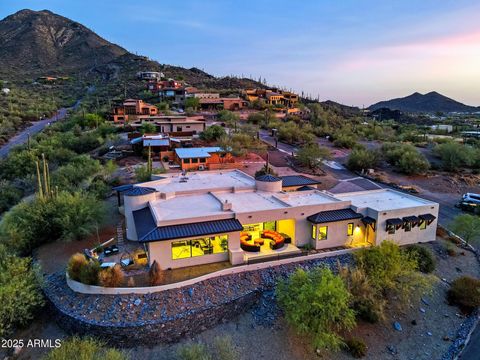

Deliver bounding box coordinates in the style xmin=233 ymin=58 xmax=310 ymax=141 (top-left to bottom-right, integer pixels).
xmin=121 ymin=170 xmax=439 ymax=270
xmin=173 ymin=147 xmax=237 ymax=171
xmin=110 ymin=99 xmax=158 ymax=122
xmin=243 ymin=88 xmax=299 ymax=108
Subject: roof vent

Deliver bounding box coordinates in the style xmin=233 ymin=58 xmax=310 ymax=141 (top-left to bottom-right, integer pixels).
xmin=222 ymin=200 xmax=232 ymax=211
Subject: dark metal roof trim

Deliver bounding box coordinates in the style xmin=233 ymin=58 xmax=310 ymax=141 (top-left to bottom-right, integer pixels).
xmin=112 ymin=184 xmax=134 ymax=192
xmin=133 ymin=207 xmax=157 ymax=240
xmin=386 ymin=218 xmax=403 ymax=226
xmin=307 ymin=208 xmax=362 ymax=224
xmin=140 ymin=218 xmax=244 ymax=242
xmin=419 ymin=214 xmax=436 ymax=222
xmin=255 ymin=174 xmax=282 ymax=182
xmin=124 ymin=186 xmax=156 ymax=196
xmin=281 ymin=175 xmax=321 ymax=187
xmin=403 ymin=216 xmax=420 ymax=223
xmin=361 ymin=216 xmax=376 ymax=225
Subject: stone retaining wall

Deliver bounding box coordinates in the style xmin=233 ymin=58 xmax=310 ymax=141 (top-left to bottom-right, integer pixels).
xmin=44 ymin=254 xmax=352 ymax=347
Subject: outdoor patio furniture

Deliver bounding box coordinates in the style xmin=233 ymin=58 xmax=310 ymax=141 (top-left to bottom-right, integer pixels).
xmin=279 ymin=233 xmax=292 ymax=244
xmin=240 ymin=238 xmax=260 ymax=252
xmin=254 ymin=238 xmax=265 ymax=245
xmin=121 ymin=258 xmax=134 ymax=267
xmin=103 ymin=247 xmax=113 ymax=256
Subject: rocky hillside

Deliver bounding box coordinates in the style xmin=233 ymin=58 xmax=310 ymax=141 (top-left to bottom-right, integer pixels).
xmin=0 ymin=9 xmax=263 ymax=92
xmin=368 ymin=91 xmax=479 ymax=113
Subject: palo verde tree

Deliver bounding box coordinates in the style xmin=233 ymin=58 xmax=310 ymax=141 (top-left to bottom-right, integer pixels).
xmin=276 ymin=267 xmax=356 ymax=350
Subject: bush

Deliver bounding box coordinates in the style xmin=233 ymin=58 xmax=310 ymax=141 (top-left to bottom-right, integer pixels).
xmin=0 ymin=180 xmax=23 ymax=214
xmin=42 ymin=336 xmax=128 ymax=360
xmin=381 ymin=143 xmax=430 ymax=174
xmin=449 ymin=214 xmax=480 ymax=246
xmin=212 ymin=336 xmax=239 ymax=360
xmin=98 ymin=265 xmax=124 ymax=287
xmin=354 ymin=241 xmax=432 ymax=306
xmin=448 ymin=276 xmax=480 ymax=312
xmin=200 ymin=125 xmax=226 ymax=142
xmin=177 ymin=342 xmax=211 ymax=360
xmin=346 ymin=147 xmax=379 ymax=171
xmin=276 ymin=267 xmax=356 ymax=350
xmin=339 ymin=266 xmax=385 ymax=323
xmin=296 ymin=144 xmax=331 ymax=170
xmin=434 ymin=142 xmax=475 ymax=171
xmin=0 ymin=191 xmax=106 ymax=255
xmin=67 ymin=253 xmax=88 ymax=281
xmin=0 ymin=245 xmax=44 ymax=337
xmin=79 ymin=260 xmax=100 ymax=285
xmin=404 ymin=245 xmax=436 ymax=273
xmin=254 ymin=165 xmax=278 ymax=178
xmin=344 ymin=338 xmax=367 ymax=358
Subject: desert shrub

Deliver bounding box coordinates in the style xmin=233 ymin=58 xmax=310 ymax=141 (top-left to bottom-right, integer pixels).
xmin=177 ymin=342 xmax=211 ymax=360
xmin=0 ymin=180 xmax=23 ymax=214
xmin=381 ymin=142 xmax=430 ymax=174
xmin=404 ymin=245 xmax=436 ymax=273
xmin=98 ymin=265 xmax=124 ymax=287
xmin=79 ymin=260 xmax=100 ymax=285
xmin=276 ymin=267 xmax=356 ymax=350
xmin=0 ymin=245 xmax=44 ymax=337
xmin=254 ymin=164 xmax=278 ymax=178
xmin=354 ymin=241 xmax=432 ymax=306
xmin=42 ymin=337 xmax=128 ymax=360
xmin=333 ymin=132 xmax=357 ymax=149
xmin=148 ymin=260 xmax=164 ymax=286
xmin=212 ymin=335 xmax=239 ymax=360
xmin=67 ymin=253 xmax=88 ymax=281
xmin=296 ymin=143 xmax=331 ymax=170
xmin=0 ymin=191 xmax=106 ymax=255
xmin=434 ymin=141 xmax=475 ymax=171
xmin=447 ymin=276 xmax=480 ymax=312
xmin=346 ymin=147 xmax=380 ymax=171
xmin=338 ymin=266 xmax=385 ymax=323
xmin=344 ymin=338 xmax=367 ymax=358
xmin=449 ymin=214 xmax=480 ymax=246
xmin=200 ymin=125 xmax=226 ymax=142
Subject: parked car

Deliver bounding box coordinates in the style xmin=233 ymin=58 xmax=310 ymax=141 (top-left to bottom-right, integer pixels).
xmin=456 ymin=200 xmax=480 ymax=214
xmin=462 ymin=193 xmax=480 ymax=205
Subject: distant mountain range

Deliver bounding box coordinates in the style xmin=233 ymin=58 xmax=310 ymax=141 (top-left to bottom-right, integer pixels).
xmin=0 ymin=9 xmax=262 ymax=90
xmin=368 ymin=91 xmax=479 ymax=113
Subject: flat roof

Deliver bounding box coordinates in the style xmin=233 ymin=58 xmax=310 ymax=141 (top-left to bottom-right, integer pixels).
xmin=214 ymin=191 xmax=287 ymax=213
xmin=150 ymin=193 xmax=223 ymax=222
xmin=334 ymin=189 xmax=435 ymax=211
xmin=276 ymin=191 xmax=341 ymax=207
xmin=141 ymin=170 xmax=256 ymax=194
xmin=175 ymin=147 xmax=223 ymax=159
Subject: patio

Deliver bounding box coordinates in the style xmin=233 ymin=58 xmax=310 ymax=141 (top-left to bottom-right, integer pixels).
xmin=243 ymin=242 xmax=303 ymax=263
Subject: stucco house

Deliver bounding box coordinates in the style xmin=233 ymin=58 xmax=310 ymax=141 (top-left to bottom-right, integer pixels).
xmin=121 ymin=170 xmax=439 ymax=270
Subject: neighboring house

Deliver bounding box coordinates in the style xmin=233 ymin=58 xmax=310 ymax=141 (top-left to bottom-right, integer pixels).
xmin=127 ymin=115 xmax=206 ymax=135
xmin=174 ymin=147 xmax=236 ymax=171
xmin=122 ymin=170 xmax=439 ymax=270
xmin=137 ymin=71 xmax=164 ymax=81
xmin=242 ymin=88 xmax=299 ymax=108
xmin=110 ymin=99 xmax=158 ymax=123
xmin=159 ymin=87 xmax=198 ymax=106
xmin=147 ymin=79 xmax=183 ymax=92
xmin=130 ymin=135 xmax=170 ymax=153
xmin=199 ymin=97 xmax=247 ymax=111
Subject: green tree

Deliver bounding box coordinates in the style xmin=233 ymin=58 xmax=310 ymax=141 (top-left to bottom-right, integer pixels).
xmin=450 ymin=214 xmax=480 ymax=245
xmin=346 ymin=147 xmax=379 ymax=171
xmin=42 ymin=337 xmax=128 ymax=360
xmin=184 ymin=97 xmax=200 ymax=110
xmin=0 ymin=245 xmax=44 ymax=337
xmin=296 ymin=143 xmax=331 ymax=170
xmin=354 ymin=241 xmax=432 ymax=305
xmin=200 ymin=125 xmax=227 ymax=142
xmin=276 ymin=267 xmax=356 ymax=350
xmin=218 ymin=110 xmax=240 ymax=128
xmin=434 ymin=142 xmax=475 ymax=171
xmin=140 ymin=122 xmax=157 ymax=134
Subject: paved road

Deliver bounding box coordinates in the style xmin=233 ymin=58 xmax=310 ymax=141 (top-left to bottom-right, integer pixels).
xmin=460 ymin=323 xmax=480 ymax=360
xmin=0 ymin=100 xmax=80 ymax=158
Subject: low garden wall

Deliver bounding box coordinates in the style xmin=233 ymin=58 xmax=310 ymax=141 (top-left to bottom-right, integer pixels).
xmin=44 ymin=253 xmax=353 ymax=347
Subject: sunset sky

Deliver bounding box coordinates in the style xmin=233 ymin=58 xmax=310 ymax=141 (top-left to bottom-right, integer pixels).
xmin=2 ymin=0 xmax=480 ymax=106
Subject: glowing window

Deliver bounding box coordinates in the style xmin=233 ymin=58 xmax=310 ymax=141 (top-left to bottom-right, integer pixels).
xmin=319 ymin=226 xmax=328 ymax=240
xmin=312 ymin=225 xmax=317 ymax=239
xmin=347 ymin=223 xmax=354 ymax=236
xmin=419 ymin=221 xmax=427 ymax=230
xmin=171 ymin=235 xmax=228 ymax=260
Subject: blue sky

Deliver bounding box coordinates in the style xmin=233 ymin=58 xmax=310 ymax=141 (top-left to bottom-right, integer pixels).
xmin=2 ymin=0 xmax=480 ymax=106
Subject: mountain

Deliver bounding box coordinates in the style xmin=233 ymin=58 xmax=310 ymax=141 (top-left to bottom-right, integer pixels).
xmin=0 ymin=9 xmax=128 ymax=77
xmin=0 ymin=9 xmax=264 ymax=92
xmin=368 ymin=91 xmax=479 ymax=113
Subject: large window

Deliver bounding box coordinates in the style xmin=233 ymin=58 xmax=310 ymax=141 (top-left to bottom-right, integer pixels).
xmin=404 ymin=222 xmax=412 ymax=232
xmin=312 ymin=225 xmax=317 ymax=239
xmin=171 ymin=235 xmax=228 ymax=260
xmin=319 ymin=226 xmax=328 ymax=240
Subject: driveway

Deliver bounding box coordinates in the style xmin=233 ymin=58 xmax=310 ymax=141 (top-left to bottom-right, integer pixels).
xmin=0 ymin=100 xmax=80 ymax=158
